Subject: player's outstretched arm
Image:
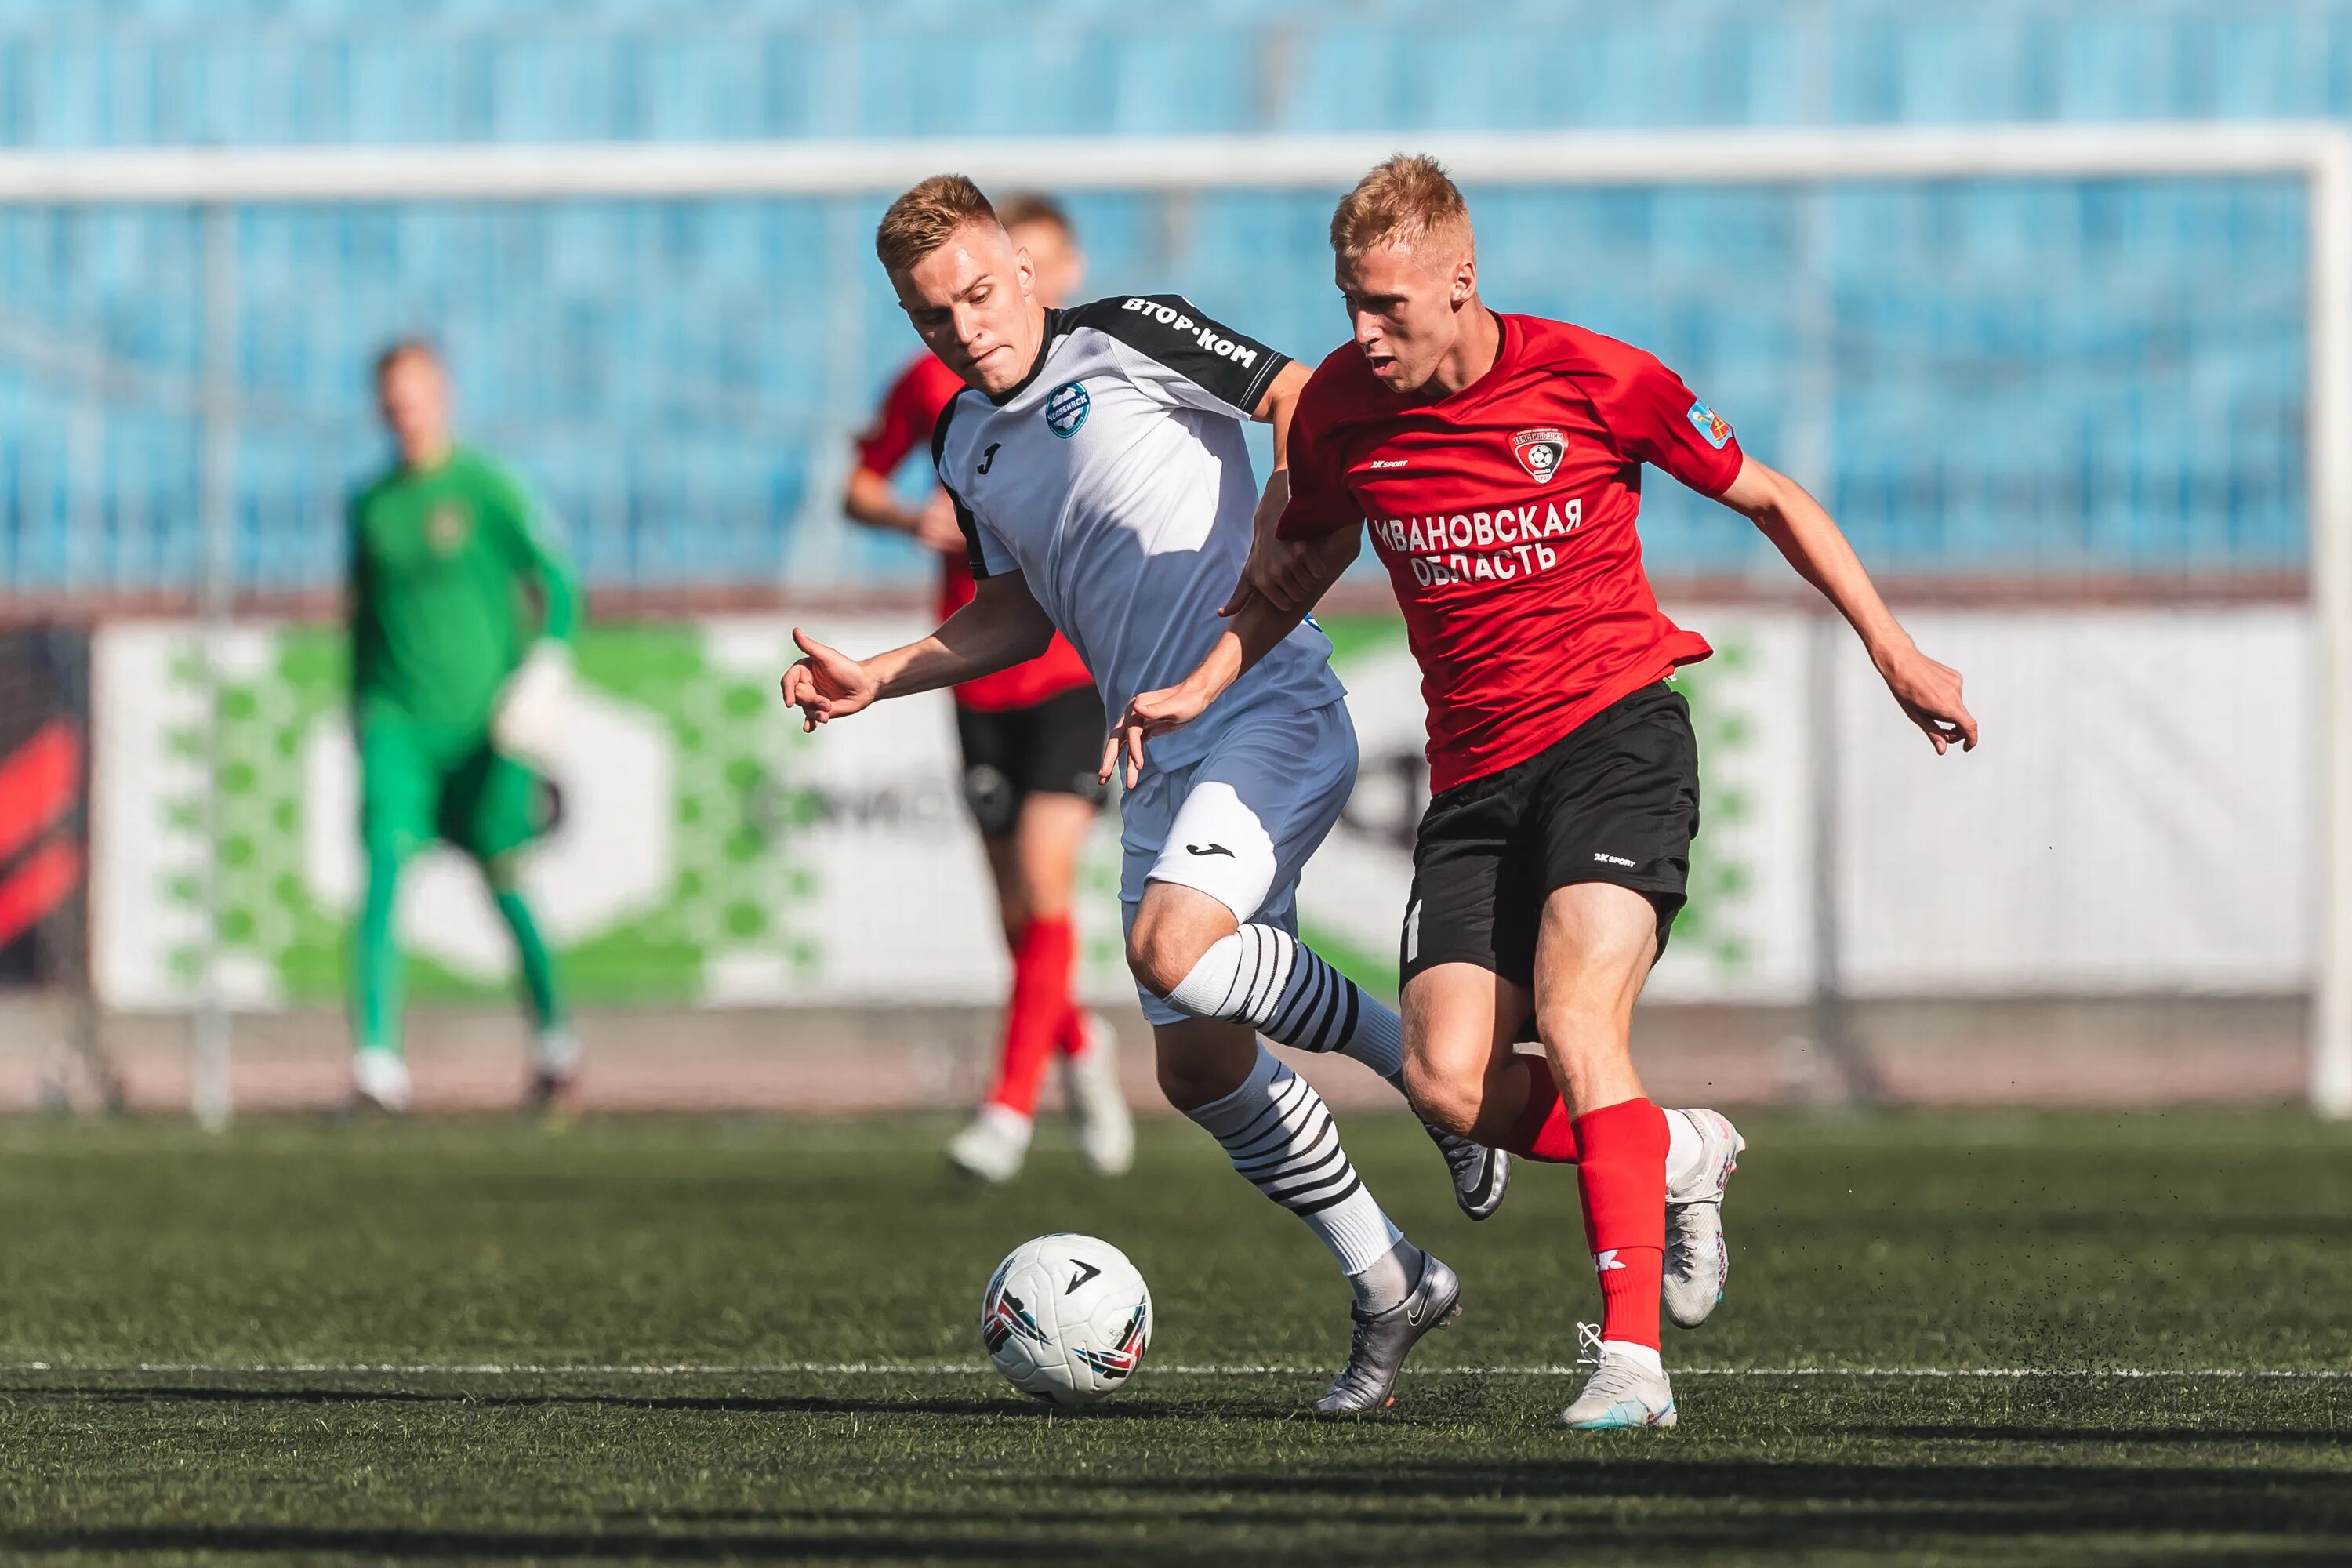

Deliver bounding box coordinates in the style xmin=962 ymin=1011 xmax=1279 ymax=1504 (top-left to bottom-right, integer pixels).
xmin=1102 ymin=525 xmax=1361 ymax=788
xmin=782 ymin=570 xmax=1056 ymax=733
xmin=1718 ymin=455 xmax=1979 ymax=755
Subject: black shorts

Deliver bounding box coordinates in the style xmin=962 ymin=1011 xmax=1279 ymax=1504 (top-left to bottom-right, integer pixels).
xmin=956 ymin=684 xmax=1109 ymax=839
xmin=1400 ymin=681 xmax=1699 ymax=989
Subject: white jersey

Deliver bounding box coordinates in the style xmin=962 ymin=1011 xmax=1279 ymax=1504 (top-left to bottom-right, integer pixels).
xmin=931 ymin=294 xmax=1347 ymax=773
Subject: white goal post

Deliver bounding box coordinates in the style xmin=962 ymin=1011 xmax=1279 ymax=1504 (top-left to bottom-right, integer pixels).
xmin=5 ymin=122 xmax=2348 ymax=1118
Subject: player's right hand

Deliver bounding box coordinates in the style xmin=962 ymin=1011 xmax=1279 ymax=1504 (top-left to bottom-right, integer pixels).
xmin=780 ymin=627 xmax=877 ymax=732
xmin=1100 ymin=683 xmax=1211 ymax=789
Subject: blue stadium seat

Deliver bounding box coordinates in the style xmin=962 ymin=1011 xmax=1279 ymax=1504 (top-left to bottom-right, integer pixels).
xmin=0 ymin=1 xmax=2336 ymax=593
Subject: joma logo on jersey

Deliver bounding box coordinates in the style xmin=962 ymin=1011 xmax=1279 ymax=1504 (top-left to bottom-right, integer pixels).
xmin=1511 ymin=428 xmax=1568 ymax=484
xmin=1044 ymin=381 xmax=1091 ymax=438
xmin=1120 ymin=297 xmax=1260 ymax=369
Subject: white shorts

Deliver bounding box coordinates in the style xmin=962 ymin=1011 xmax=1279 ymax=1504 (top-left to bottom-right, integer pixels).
xmin=1116 ymin=697 xmax=1359 ymax=1025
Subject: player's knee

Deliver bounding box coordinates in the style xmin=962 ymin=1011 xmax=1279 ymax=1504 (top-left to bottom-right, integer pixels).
xmin=1403 ymin=1052 xmax=1483 ymax=1138
xmin=962 ymin=764 xmax=1018 ymax=840
xmin=1403 ymin=1002 xmax=1499 ymax=1127
xmin=1126 ymin=937 xmax=1200 ymax=1000
xmin=1127 ymin=884 xmax=1244 ymax=1003
xmin=1124 ymin=916 xmax=1209 ymax=1000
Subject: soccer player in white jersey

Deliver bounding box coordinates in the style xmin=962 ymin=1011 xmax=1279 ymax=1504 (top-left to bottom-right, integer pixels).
xmin=782 ymin=175 xmax=1505 ymax=1414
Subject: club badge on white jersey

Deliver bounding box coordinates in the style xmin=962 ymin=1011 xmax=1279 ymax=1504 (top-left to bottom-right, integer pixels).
xmin=930 ymin=296 xmax=1345 ymax=776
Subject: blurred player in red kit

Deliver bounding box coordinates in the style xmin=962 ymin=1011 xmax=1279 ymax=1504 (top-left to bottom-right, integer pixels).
xmin=843 ymin=193 xmax=1132 ymax=1184
xmin=1109 ymin=156 xmax=1977 ymax=1429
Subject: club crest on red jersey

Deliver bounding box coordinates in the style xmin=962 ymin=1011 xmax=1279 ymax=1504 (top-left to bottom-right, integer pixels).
xmin=1510 ymin=427 xmax=1568 ymax=485
xmin=1687 ymin=399 xmax=1733 ymax=449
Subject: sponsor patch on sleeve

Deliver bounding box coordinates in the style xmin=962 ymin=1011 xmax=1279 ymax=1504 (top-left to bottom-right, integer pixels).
xmin=1687 ymin=399 xmax=1733 ymax=449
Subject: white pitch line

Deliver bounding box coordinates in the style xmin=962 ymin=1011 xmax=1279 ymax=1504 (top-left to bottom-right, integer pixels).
xmin=5 ymin=1361 xmax=2351 ymax=1380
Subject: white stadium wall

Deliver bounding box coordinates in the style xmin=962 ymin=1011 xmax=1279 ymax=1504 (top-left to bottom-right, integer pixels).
xmin=87 ymin=606 xmax=2309 ymax=1014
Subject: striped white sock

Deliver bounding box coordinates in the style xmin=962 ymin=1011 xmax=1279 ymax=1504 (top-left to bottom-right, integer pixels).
xmin=1183 ymin=1044 xmax=1406 ymax=1301
xmin=1166 ymin=924 xmax=1406 ymax=1080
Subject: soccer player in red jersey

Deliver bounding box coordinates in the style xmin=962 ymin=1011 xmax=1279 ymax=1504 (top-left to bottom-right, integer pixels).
xmin=1109 ymin=156 xmax=1977 ymax=1429
xmin=842 ymin=194 xmax=1133 ymax=1185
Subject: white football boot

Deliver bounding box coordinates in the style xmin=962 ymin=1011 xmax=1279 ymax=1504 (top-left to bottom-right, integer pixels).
xmin=1662 ymin=1109 xmax=1745 ymax=1330
xmin=1560 ymin=1344 xmax=1678 ymax=1430
xmin=527 ymin=1029 xmax=583 ymax=1115
xmin=947 ymin=1102 xmax=1033 ymax=1184
xmin=1061 ymin=1012 xmax=1134 ymax=1176
xmin=351 ymin=1047 xmax=412 ymax=1114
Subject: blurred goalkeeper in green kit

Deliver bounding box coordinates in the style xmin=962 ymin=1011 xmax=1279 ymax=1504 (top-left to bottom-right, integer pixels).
xmin=346 ymin=339 xmax=582 ymax=1113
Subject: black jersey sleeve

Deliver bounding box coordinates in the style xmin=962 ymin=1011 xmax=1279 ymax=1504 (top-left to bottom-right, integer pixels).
xmin=1069 ymin=294 xmax=1290 ymax=419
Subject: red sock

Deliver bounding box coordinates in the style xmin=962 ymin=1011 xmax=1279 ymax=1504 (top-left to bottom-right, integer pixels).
xmin=1054 ymin=983 xmax=1091 ymax=1058
xmin=985 ymin=916 xmax=1076 ymax=1117
xmin=1497 ymin=1055 xmax=1580 ymax=1163
xmin=1573 ymin=1098 xmax=1669 ymax=1352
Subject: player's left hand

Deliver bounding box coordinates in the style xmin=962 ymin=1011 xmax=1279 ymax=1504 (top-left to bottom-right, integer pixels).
xmin=1100 ymin=683 xmax=1210 ymax=789
xmin=1876 ymin=643 xmax=1978 ymax=754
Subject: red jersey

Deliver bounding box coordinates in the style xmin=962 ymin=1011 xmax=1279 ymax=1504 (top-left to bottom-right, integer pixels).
xmin=852 ymin=354 xmax=1093 ymax=711
xmin=1279 ymin=313 xmax=1743 ymax=794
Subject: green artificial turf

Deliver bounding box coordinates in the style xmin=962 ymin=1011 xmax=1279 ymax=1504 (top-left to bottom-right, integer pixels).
xmin=1 ymin=1109 xmax=2348 ymax=1563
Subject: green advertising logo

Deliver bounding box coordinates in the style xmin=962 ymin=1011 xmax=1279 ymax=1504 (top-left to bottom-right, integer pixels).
xmin=165 ymin=626 xmax=821 ymax=1005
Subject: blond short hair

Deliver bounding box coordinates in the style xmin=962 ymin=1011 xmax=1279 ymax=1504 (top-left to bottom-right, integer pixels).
xmin=875 ymin=174 xmax=1000 ymax=274
xmin=1329 ymin=154 xmax=1472 ymax=262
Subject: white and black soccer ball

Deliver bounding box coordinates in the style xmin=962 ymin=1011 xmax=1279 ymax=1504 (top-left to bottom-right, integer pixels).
xmin=979 ymin=1233 xmax=1152 ymax=1406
